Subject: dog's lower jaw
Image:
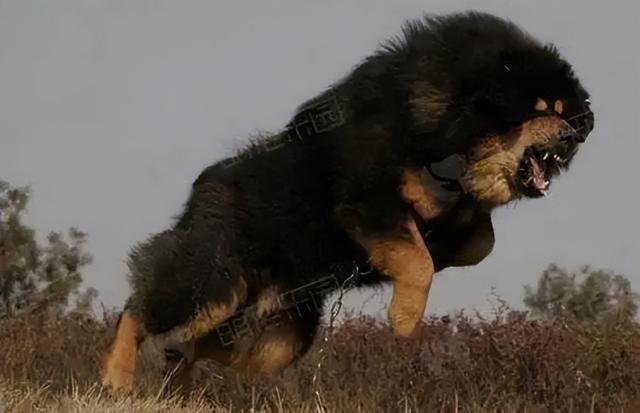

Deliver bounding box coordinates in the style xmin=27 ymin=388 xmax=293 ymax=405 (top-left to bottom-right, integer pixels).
xmin=465 ymin=177 xmax=514 ymax=207
xmin=460 ymin=151 xmax=518 ymax=207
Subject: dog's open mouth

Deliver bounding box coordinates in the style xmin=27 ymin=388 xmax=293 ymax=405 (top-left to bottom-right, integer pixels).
xmin=513 ymin=114 xmax=587 ymax=198
xmin=518 ymin=146 xmax=567 ymax=197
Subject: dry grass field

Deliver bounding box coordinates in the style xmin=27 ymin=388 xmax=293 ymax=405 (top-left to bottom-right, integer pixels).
xmin=1 ymin=307 xmax=640 ymax=413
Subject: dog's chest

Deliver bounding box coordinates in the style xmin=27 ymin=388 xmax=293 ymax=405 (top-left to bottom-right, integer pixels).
xmin=419 ymin=204 xmax=495 ymax=272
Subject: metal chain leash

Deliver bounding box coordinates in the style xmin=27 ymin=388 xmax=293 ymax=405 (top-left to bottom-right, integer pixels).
xmin=312 ymin=263 xmax=368 ymax=411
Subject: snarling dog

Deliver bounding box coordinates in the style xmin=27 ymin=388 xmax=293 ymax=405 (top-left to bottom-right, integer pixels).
xmin=101 ymin=11 xmax=594 ymax=391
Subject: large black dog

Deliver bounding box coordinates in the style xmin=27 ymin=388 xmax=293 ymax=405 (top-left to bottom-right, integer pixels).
xmin=102 ymin=11 xmax=594 ymax=390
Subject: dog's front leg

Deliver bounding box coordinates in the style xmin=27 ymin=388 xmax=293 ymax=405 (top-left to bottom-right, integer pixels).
xmin=356 ymin=218 xmax=435 ymax=337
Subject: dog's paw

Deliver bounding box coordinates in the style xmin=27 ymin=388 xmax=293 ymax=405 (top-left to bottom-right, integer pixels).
xmin=389 ymin=309 xmax=421 ymax=338
xmin=101 ymin=362 xmax=134 ymax=393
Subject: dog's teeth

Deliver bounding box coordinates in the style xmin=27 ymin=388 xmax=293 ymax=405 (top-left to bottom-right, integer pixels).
xmin=554 ymin=155 xmax=561 ymax=161
xmin=543 ymin=153 xmax=549 ymax=160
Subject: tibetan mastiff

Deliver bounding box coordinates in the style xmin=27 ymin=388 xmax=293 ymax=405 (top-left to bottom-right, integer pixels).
xmin=102 ymin=11 xmax=594 ymax=390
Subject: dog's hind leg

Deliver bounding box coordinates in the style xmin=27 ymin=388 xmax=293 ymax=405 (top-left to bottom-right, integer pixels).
xmin=162 ymin=315 xmax=312 ymax=391
xmin=174 ymin=300 xmax=320 ymax=380
xmin=235 ymin=310 xmax=319 ymax=376
xmin=101 ymin=309 xmax=145 ymax=391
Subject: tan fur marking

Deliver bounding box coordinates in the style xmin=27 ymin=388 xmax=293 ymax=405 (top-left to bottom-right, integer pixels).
xmin=534 ymin=97 xmax=548 ymax=112
xmin=101 ymin=311 xmax=140 ymax=391
xmin=400 ymin=168 xmax=451 ymax=220
xmin=246 ymin=335 xmax=297 ymax=376
xmin=506 ymin=116 xmax=572 ymax=155
xmin=222 ymin=324 xmax=300 ymax=377
xmin=460 ymin=115 xmax=573 ymax=205
xmin=255 ymin=286 xmax=283 ymax=318
xmin=460 ymin=150 xmax=518 ymax=205
xmin=361 ymin=219 xmax=435 ymax=337
xmin=554 ymin=99 xmax=564 ymax=114
xmin=183 ymin=295 xmax=240 ymax=341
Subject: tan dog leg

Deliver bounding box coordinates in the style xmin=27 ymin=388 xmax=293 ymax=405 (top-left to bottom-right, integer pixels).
xmin=358 ymin=219 xmax=435 ymax=337
xmin=242 ymin=328 xmax=300 ymax=376
xmin=101 ymin=311 xmax=142 ymax=391
xmin=171 ymin=313 xmax=308 ymax=383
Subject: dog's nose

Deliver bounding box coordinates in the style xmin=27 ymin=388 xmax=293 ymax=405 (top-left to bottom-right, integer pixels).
xmin=565 ymin=109 xmax=594 ymax=143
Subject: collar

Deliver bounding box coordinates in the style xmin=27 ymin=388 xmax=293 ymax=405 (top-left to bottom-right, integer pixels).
xmin=425 ymin=154 xmax=467 ymax=199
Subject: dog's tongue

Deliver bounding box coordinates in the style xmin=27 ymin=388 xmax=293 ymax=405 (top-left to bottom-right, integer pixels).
xmin=529 ymin=155 xmax=550 ymax=194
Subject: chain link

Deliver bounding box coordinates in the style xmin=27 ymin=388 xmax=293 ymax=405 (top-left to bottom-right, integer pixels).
xmin=312 ymin=263 xmax=364 ymax=411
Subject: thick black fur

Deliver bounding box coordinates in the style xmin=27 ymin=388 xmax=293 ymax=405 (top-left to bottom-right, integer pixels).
xmin=124 ymin=12 xmax=592 ymax=348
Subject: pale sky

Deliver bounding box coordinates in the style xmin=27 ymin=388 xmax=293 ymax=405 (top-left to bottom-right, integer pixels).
xmin=0 ymin=0 xmax=638 ymax=316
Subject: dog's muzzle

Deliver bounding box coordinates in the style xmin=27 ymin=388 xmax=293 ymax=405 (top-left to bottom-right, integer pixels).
xmin=565 ymin=108 xmax=594 ymax=143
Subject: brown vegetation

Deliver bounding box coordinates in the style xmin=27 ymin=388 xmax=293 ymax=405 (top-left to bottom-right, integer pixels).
xmin=2 ymin=307 xmax=640 ymax=412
